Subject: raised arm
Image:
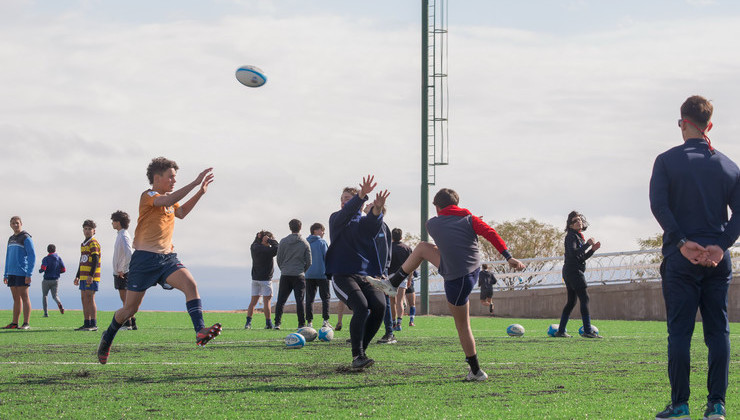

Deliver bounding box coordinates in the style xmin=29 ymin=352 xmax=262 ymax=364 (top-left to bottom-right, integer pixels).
xmin=175 ymin=170 xmax=214 ymax=219
xmin=153 ymin=168 xmax=212 ymax=209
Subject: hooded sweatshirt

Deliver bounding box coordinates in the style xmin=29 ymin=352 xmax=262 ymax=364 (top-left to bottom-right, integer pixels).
xmin=305 ymin=234 xmax=329 ymax=279
xmin=5 ymin=230 xmax=36 ymax=278
xmin=276 ymin=233 xmax=312 ymax=276
xmin=325 ymin=194 xmax=384 ymax=277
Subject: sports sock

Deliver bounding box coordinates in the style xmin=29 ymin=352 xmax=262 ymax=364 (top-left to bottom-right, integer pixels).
xmin=397 ymin=317 xmax=402 ymax=325
xmin=83 ymin=319 xmax=90 ymax=328
xmin=409 ymin=306 xmax=416 ymax=316
xmin=92 ymin=319 xmax=97 ymax=327
xmin=389 ymin=268 xmax=409 ymax=288
xmin=246 ymin=316 xmax=252 ymax=324
xmin=102 ymin=317 xmax=123 ymax=343
xmin=186 ymin=299 xmax=206 ymax=332
xmin=466 ymin=354 xmax=480 ymax=375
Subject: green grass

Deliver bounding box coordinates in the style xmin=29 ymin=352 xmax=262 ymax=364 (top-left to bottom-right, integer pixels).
xmin=0 ymin=310 xmax=737 ymax=419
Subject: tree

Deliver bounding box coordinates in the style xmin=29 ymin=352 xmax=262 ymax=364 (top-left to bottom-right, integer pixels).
xmin=637 ymin=233 xmax=662 ymax=250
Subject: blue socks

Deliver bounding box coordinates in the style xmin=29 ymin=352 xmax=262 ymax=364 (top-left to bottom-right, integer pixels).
xmin=186 ymin=299 xmax=206 ymax=332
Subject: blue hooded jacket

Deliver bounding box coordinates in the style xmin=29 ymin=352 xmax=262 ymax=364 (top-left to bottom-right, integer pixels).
xmin=305 ymin=234 xmax=329 ymax=279
xmin=325 ymin=194 xmax=384 ymax=277
xmin=4 ymin=231 xmax=36 ymax=278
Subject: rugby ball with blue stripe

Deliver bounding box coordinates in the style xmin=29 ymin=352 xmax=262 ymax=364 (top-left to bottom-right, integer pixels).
xmin=285 ymin=332 xmax=306 ymax=349
xmin=578 ymin=325 xmax=599 ymax=336
xmin=235 ymin=65 xmax=267 ymax=87
xmin=318 ymin=326 xmax=334 ymax=342
xmin=547 ymin=324 xmax=561 ymax=337
xmin=506 ymin=323 xmax=525 ymax=337
xmin=297 ymin=326 xmax=318 ymax=342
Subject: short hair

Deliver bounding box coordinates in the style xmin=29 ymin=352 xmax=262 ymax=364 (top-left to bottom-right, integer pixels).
xmin=391 ymin=228 xmax=403 ymax=242
xmin=289 ymin=219 xmax=302 ymax=233
xmin=83 ymin=219 xmax=97 ymax=229
xmin=342 ymin=187 xmax=358 ymax=196
xmin=565 ymin=210 xmax=588 ymax=232
xmin=482 ymin=263 xmax=489 ymax=270
xmin=9 ymin=216 xmax=21 ymax=223
xmin=432 ymin=188 xmax=460 ymax=209
xmin=146 ymin=157 xmax=179 ymax=185
xmin=110 ymin=210 xmax=130 ymax=230
xmin=680 ymin=95 xmax=713 ymax=129
xmin=47 ymin=244 xmax=56 ymax=253
xmin=310 ymin=223 xmax=324 ymax=234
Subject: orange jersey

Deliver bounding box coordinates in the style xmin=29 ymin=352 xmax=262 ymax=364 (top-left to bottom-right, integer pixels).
xmin=79 ymin=237 xmax=101 ymax=282
xmin=133 ymin=190 xmax=180 ymax=254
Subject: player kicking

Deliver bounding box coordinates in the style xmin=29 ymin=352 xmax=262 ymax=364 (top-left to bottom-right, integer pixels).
xmin=97 ymin=157 xmax=221 ymax=364
xmin=369 ymin=188 xmax=525 ymax=381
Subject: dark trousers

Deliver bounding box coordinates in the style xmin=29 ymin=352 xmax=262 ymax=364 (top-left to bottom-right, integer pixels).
xmin=274 ymin=274 xmax=306 ymax=327
xmin=332 ymin=274 xmax=386 ymax=357
xmin=558 ymin=283 xmax=591 ymax=334
xmin=661 ymin=252 xmax=731 ymax=406
xmin=305 ymin=278 xmax=331 ymax=322
xmin=383 ymin=294 xmax=393 ymax=334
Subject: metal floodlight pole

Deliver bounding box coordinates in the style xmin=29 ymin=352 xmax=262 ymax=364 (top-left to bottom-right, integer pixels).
xmin=420 ymin=0 xmax=430 ymax=315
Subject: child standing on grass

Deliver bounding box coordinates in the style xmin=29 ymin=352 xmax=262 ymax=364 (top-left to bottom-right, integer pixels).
xmin=370 ymin=188 xmax=525 ymax=381
xmin=39 ymin=244 xmax=65 ymax=317
xmin=3 ymin=216 xmax=36 ymax=330
xmin=97 ymin=157 xmax=221 ymax=364
xmin=74 ymin=220 xmax=101 ymax=331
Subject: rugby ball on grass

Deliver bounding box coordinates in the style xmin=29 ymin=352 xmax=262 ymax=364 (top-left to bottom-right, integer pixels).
xmin=318 ymin=326 xmax=334 ymax=342
xmin=578 ymin=325 xmax=599 ymax=336
xmin=547 ymin=324 xmax=561 ymax=337
xmin=297 ymin=326 xmax=318 ymax=342
xmin=506 ymin=324 xmax=525 ymax=337
xmin=285 ymin=332 xmax=306 ymax=349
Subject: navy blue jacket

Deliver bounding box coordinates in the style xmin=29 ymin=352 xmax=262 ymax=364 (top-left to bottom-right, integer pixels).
xmin=39 ymin=253 xmax=66 ymax=280
xmin=325 ymin=194 xmax=384 ymax=277
xmin=563 ymin=229 xmax=594 ymax=273
xmin=650 ymin=138 xmax=740 ymax=257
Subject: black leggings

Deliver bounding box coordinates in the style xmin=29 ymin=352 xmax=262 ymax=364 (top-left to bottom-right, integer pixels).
xmin=332 ymin=274 xmax=386 ymax=357
xmin=558 ymin=286 xmax=591 ymax=334
xmin=305 ymin=278 xmax=331 ymax=322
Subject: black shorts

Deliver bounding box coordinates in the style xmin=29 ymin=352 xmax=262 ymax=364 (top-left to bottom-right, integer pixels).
xmin=479 ymin=289 xmax=493 ymax=300
xmin=405 ymin=286 xmax=415 ymax=294
xmin=114 ymin=273 xmax=129 ymax=290
xmin=5 ymin=274 xmax=29 ymax=288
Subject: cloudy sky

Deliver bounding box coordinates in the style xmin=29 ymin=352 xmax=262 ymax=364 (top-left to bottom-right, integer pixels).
xmin=2 ymin=0 xmax=740 ymax=311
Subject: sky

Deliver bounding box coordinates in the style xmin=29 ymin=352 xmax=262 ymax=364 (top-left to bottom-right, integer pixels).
xmin=2 ymin=0 xmax=740 ymax=311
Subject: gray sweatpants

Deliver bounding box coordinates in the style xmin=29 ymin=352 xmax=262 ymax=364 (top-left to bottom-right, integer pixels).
xmin=41 ymin=279 xmax=62 ymax=314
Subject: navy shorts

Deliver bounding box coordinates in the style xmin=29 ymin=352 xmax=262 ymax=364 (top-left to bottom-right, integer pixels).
xmin=444 ymin=268 xmax=480 ymax=306
xmin=79 ymin=281 xmax=99 ymax=292
xmin=127 ymin=250 xmax=182 ymax=292
xmin=113 ymin=274 xmax=128 ymax=290
xmin=5 ymin=275 xmax=29 ymax=287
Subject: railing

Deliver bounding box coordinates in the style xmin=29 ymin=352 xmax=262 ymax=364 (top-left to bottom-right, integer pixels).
xmin=477 ymin=244 xmax=740 ymax=291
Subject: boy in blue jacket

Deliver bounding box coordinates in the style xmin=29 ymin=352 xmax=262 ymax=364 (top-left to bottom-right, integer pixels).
xmin=3 ymin=216 xmax=36 ymax=329
xmin=305 ymin=223 xmax=331 ymax=328
xmin=326 ymin=175 xmax=389 ymax=370
xmin=39 ymin=244 xmax=66 ymax=317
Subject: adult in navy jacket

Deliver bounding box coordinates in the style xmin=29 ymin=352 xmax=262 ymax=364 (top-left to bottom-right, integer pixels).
xmin=650 ymin=95 xmax=739 ymax=420
xmin=326 ymin=175 xmax=389 ymax=370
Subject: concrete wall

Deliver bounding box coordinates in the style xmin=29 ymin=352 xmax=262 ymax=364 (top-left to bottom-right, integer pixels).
xmin=288 ymin=278 xmax=739 ymax=322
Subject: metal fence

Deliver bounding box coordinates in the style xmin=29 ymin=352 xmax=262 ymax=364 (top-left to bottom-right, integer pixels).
xmin=476 ymin=244 xmax=740 ymax=291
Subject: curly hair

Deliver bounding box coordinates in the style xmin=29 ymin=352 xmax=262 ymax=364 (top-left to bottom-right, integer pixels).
xmin=83 ymin=219 xmax=97 ymax=229
xmin=146 ymin=157 xmax=179 ymax=185
xmin=110 ymin=210 xmax=131 ymax=230
xmin=565 ymin=210 xmax=588 ymax=232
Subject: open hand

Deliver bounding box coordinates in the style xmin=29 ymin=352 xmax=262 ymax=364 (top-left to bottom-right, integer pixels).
xmin=372 ymin=190 xmax=390 ymax=214
xmin=359 ymin=175 xmax=377 ymax=199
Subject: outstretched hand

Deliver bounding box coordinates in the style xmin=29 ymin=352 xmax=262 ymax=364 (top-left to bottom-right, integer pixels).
xmin=372 ymin=190 xmax=390 ymax=215
xmin=507 ymin=258 xmax=526 ymax=271
xmin=194 ymin=168 xmax=213 ymax=184
xmin=199 ymin=172 xmax=214 ymax=195
xmin=359 ymin=175 xmax=377 ymax=199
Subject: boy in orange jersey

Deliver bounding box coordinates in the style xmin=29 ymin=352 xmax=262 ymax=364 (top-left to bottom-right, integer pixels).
xmin=74 ymin=220 xmax=101 ymax=331
xmin=97 ymin=157 xmax=221 ymax=364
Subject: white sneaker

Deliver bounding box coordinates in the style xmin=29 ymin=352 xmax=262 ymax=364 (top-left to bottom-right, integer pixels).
xmin=322 ymin=320 xmax=332 ymax=328
xmin=464 ymin=368 xmax=488 ymax=382
xmin=365 ymin=276 xmax=398 ymax=296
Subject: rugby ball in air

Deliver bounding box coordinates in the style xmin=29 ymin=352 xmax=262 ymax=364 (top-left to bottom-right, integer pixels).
xmin=547 ymin=324 xmax=561 ymax=337
xmin=318 ymin=326 xmax=334 ymax=342
xmin=506 ymin=324 xmax=525 ymax=337
xmin=235 ymin=65 xmax=267 ymax=87
xmin=578 ymin=325 xmax=599 ymax=336
xmin=285 ymin=332 xmax=306 ymax=349
xmin=297 ymin=326 xmax=318 ymax=342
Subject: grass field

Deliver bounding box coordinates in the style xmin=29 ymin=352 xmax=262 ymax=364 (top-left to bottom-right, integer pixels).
xmin=0 ymin=310 xmax=737 ymax=419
